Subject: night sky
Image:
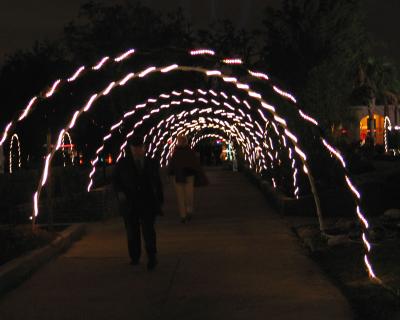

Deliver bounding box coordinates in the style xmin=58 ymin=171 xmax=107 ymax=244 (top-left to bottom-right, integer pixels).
xmin=0 ymin=0 xmax=399 ymax=64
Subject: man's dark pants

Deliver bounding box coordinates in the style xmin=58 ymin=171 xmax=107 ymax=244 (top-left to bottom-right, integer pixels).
xmin=123 ymin=212 xmax=157 ymax=262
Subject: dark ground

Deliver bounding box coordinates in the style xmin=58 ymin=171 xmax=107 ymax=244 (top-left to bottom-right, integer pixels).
xmin=0 ymin=168 xmax=352 ymax=320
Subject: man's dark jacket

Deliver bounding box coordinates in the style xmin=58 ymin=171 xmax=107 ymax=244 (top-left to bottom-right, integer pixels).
xmin=113 ymin=151 xmax=163 ymax=216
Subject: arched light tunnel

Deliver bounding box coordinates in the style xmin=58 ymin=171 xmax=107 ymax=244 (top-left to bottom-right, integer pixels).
xmin=0 ymin=47 xmax=378 ymax=283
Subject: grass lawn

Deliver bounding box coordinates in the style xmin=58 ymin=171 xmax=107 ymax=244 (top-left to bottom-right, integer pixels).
xmin=0 ymin=225 xmax=57 ymax=266
xmin=296 ymin=225 xmax=400 ymax=320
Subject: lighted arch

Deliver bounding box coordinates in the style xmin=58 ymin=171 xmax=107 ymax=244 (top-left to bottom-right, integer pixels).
xmin=35 ymin=63 xmax=373 ymax=278
xmin=89 ymin=89 xmax=299 ymax=198
xmin=9 ymin=133 xmax=21 ymax=174
xmin=163 ymin=122 xmax=247 ymax=167
xmin=61 ymin=131 xmax=75 ymax=167
xmin=140 ymin=106 xmax=299 ymax=190
xmin=0 ymin=47 xmax=377 ymax=281
xmin=135 ymin=111 xmax=304 ymax=199
xmin=148 ymin=117 xmax=256 ymax=167
xmin=87 ymin=88 xmax=302 ymax=199
xmin=114 ymin=101 xmax=272 ymax=174
xmin=190 ymin=134 xmax=230 ymax=148
xmin=190 ymin=133 xmax=236 ymax=161
xmin=190 ymin=133 xmax=237 ymax=163
xmin=87 ymin=92 xmax=256 ymax=187
xmin=384 ymin=116 xmax=400 ymax=154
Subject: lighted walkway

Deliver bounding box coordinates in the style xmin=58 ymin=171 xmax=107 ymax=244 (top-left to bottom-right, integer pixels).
xmin=0 ymin=169 xmax=352 ymax=320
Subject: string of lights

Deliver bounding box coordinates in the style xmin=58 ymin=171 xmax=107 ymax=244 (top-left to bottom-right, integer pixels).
xmin=190 ymin=134 xmax=228 ymax=148
xmin=0 ymin=48 xmax=137 ymax=148
xmin=61 ymin=131 xmax=75 ymax=167
xmin=9 ymin=133 xmax=21 ymax=174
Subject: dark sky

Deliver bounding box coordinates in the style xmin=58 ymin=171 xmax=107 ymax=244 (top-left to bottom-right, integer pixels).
xmin=0 ymin=0 xmax=399 ymax=64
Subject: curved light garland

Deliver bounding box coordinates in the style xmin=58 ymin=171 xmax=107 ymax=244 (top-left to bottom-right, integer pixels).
xmin=9 ymin=134 xmax=21 ymax=174
xmin=162 ymin=121 xmax=244 ymax=168
xmin=383 ymin=116 xmax=400 ymax=154
xmin=190 ymin=133 xmax=235 ymax=161
xmin=61 ymin=131 xmax=75 ymax=167
xmin=72 ymin=62 xmax=370 ymax=277
xmin=119 ymin=108 xmax=254 ymax=166
xmin=0 ymin=48 xmax=137 ymax=147
xmin=190 ymin=133 xmax=229 ymax=148
xmin=384 ymin=116 xmax=390 ymax=153
xmin=190 ymin=133 xmax=237 ymax=162
xmin=87 ymin=88 xmax=299 ymax=197
xmin=100 ymin=89 xmax=292 ymax=190
xmin=146 ymin=115 xmax=255 ymax=167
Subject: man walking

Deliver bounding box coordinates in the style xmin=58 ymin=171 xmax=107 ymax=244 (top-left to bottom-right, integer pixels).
xmin=113 ymin=135 xmax=163 ymax=270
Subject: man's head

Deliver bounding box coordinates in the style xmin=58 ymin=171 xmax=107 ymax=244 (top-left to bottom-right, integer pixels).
xmin=128 ymin=135 xmax=145 ymax=157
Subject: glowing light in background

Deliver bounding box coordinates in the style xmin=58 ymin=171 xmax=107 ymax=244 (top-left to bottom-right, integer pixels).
xmin=248 ymin=70 xmax=269 ymax=80
xmin=0 ymin=122 xmax=13 ymax=146
xmin=67 ymin=66 xmax=85 ymax=82
xmin=9 ymin=134 xmax=21 ymax=174
xmin=61 ymin=131 xmax=75 ymax=167
xmin=273 ymin=85 xmax=297 ymax=103
xmin=18 ymin=97 xmax=38 ymax=121
xmin=45 ymin=79 xmax=61 ymax=98
xmin=114 ymin=48 xmax=135 ymax=62
xmin=92 ymin=56 xmax=110 ymax=70
xmin=299 ymin=109 xmax=319 ymax=126
xmin=190 ymin=49 xmax=215 ymax=56
xmin=222 ymin=58 xmax=243 ymax=65
xmin=322 ymin=139 xmax=346 ymax=168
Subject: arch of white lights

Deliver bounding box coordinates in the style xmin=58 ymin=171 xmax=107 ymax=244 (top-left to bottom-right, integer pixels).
xmin=188 ymin=132 xmax=237 ymax=163
xmin=162 ymin=122 xmax=243 ymax=166
xmin=384 ymin=116 xmax=400 ymax=155
xmin=156 ymin=118 xmax=251 ymax=167
xmin=120 ymin=108 xmax=255 ymax=167
xmin=9 ymin=133 xmax=21 ymax=174
xmin=152 ymin=109 xmax=299 ymax=192
xmin=88 ymin=89 xmax=300 ymax=199
xmin=61 ymin=131 xmax=75 ymax=167
xmin=32 ymin=64 xmax=320 ymax=231
xmin=139 ymin=111 xmax=254 ymax=165
xmin=88 ymin=109 xmax=252 ymax=192
xmin=190 ymin=133 xmax=229 ymax=148
xmin=139 ymin=101 xmax=299 ymax=195
xmin=111 ymin=101 xmax=284 ymax=186
xmin=0 ymin=47 xmax=378 ymax=282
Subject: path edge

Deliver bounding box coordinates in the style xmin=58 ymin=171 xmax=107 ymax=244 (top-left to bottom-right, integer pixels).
xmin=0 ymin=223 xmax=86 ymax=297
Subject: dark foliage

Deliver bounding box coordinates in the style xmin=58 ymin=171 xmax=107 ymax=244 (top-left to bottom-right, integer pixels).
xmin=260 ymin=0 xmax=368 ymax=129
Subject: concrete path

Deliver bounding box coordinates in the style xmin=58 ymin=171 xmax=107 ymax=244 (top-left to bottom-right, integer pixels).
xmin=0 ymin=169 xmax=353 ymax=320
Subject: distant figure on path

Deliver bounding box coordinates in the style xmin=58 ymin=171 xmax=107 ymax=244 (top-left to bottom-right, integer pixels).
xmin=113 ymin=135 xmax=163 ymax=270
xmin=168 ymin=135 xmax=208 ymax=223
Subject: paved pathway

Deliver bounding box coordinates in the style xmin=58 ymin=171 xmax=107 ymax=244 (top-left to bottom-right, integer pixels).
xmin=0 ymin=169 xmax=352 ymax=319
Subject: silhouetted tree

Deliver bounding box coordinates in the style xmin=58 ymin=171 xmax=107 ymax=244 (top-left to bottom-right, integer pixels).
xmin=63 ymin=1 xmax=194 ymax=63
xmin=0 ymin=41 xmax=68 ymax=128
xmin=197 ymin=19 xmax=257 ymax=62
xmin=260 ymin=0 xmax=367 ymax=131
xmin=354 ymin=56 xmax=400 ymax=145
